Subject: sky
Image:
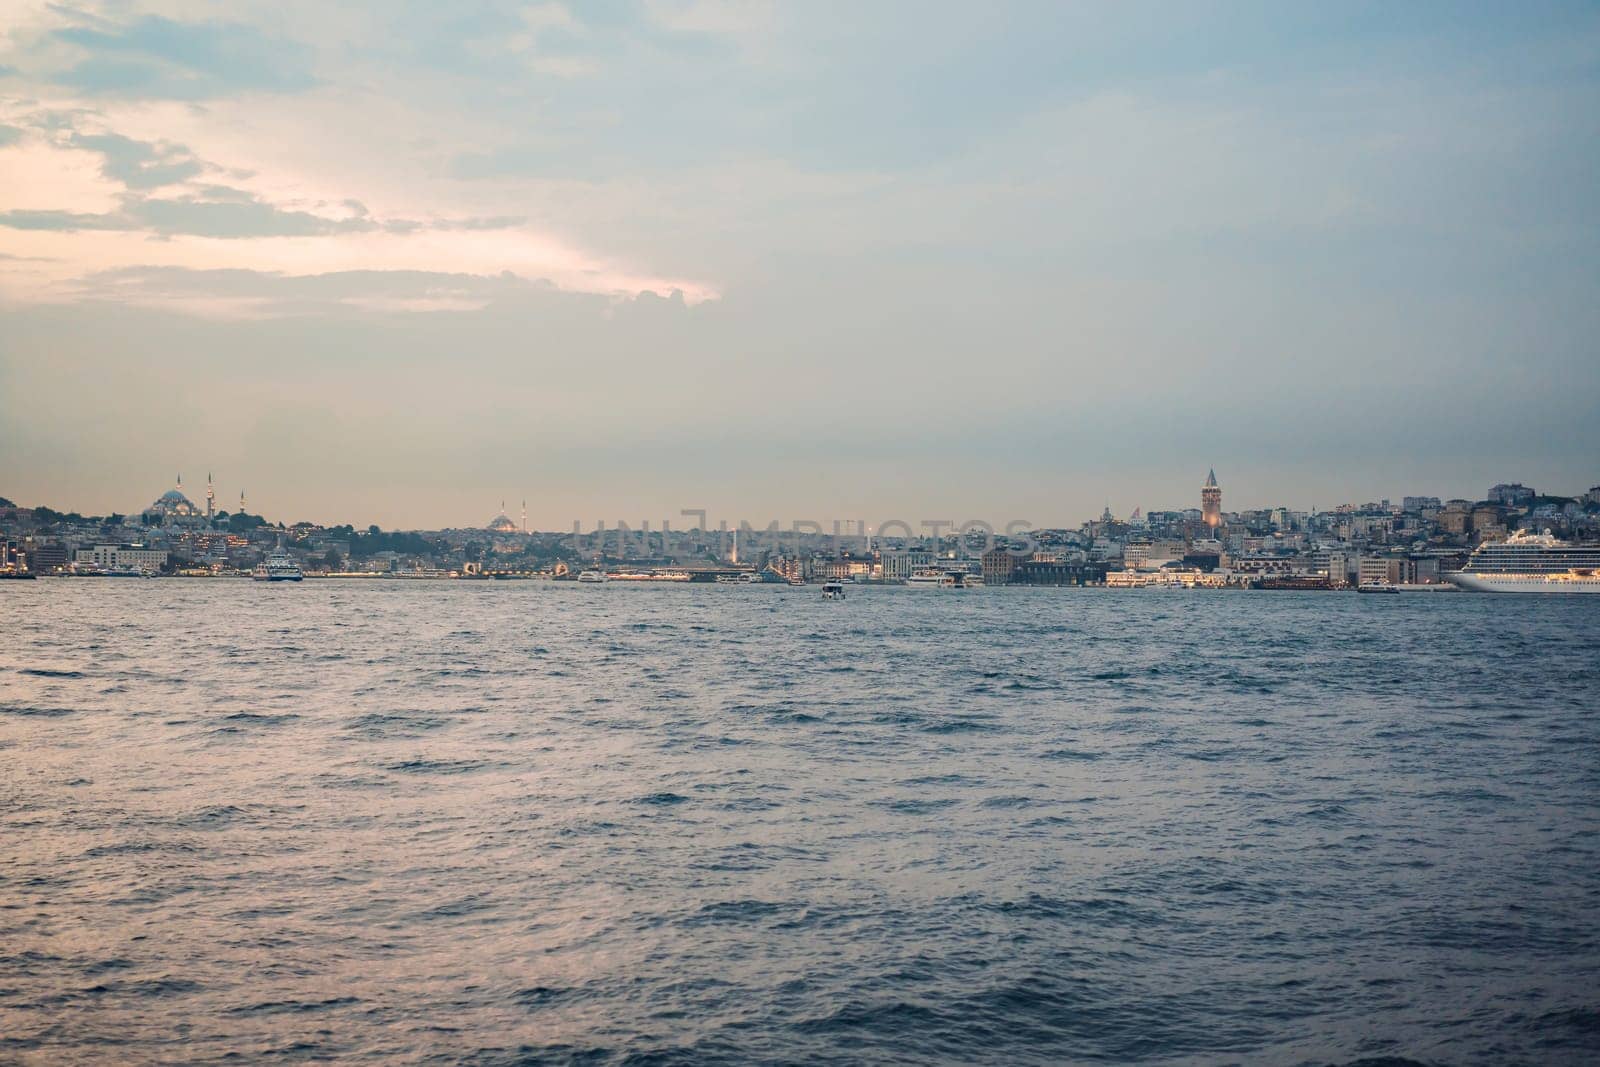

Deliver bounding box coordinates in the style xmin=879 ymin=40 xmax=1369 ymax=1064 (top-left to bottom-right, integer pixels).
xmin=1 ymin=1 xmax=1597 ymax=530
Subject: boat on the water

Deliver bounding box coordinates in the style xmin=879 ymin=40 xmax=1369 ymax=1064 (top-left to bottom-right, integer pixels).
xmin=1357 ymin=583 xmax=1399 ymax=594
xmin=253 ymin=550 xmax=303 ymax=582
xmin=576 ymin=569 xmax=609 ymax=584
xmin=821 ymin=580 xmax=846 ymax=600
xmin=906 ymin=566 xmax=983 ymax=589
xmin=1449 ymin=529 xmax=1600 ymax=593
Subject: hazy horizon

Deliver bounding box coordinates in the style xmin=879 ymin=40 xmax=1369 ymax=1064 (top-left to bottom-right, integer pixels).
xmin=4 ymin=2 xmax=1597 ymax=528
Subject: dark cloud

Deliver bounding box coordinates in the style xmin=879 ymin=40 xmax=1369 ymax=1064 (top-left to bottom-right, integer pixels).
xmin=48 ymin=15 xmax=316 ymax=99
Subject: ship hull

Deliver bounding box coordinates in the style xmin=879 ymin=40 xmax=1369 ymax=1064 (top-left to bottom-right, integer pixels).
xmin=1450 ymin=573 xmax=1600 ymax=593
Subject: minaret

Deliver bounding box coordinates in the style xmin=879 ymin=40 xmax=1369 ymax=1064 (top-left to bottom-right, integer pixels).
xmin=239 ymin=489 xmax=247 ymax=515
xmin=206 ymin=472 xmax=215 ymax=522
xmin=1202 ymin=468 xmax=1222 ymax=530
xmin=521 ymin=499 xmax=527 ymax=534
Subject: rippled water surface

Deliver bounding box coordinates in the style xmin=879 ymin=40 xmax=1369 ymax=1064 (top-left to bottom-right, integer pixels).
xmin=3 ymin=581 xmax=1598 ymax=1065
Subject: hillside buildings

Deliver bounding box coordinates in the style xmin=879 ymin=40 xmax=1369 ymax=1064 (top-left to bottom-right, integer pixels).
xmin=1 ymin=469 xmax=1597 ymax=583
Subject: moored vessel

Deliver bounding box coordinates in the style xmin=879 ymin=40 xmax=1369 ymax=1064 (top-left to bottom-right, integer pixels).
xmin=1449 ymin=530 xmax=1600 ymax=593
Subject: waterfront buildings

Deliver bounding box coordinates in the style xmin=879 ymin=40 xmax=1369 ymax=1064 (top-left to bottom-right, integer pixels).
xmin=2 ymin=468 xmax=1597 ymax=584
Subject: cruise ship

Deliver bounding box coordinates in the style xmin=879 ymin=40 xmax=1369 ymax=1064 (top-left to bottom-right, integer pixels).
xmin=253 ymin=549 xmax=304 ymax=582
xmin=1450 ymin=530 xmax=1600 ymax=593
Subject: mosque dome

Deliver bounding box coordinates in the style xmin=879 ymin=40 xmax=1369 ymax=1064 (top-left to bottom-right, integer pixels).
xmin=148 ymin=483 xmax=199 ymax=518
xmin=486 ymin=508 xmax=518 ymax=533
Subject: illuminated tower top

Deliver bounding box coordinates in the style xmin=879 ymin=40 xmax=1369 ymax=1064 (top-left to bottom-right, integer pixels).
xmin=206 ymin=472 xmax=215 ymax=520
xmin=1202 ymin=468 xmax=1222 ymax=529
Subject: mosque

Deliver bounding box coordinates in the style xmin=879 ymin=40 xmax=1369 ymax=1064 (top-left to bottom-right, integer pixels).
xmin=485 ymin=500 xmax=526 ymax=534
xmin=143 ymin=473 xmax=237 ymax=526
xmin=144 ymin=474 xmax=204 ymax=525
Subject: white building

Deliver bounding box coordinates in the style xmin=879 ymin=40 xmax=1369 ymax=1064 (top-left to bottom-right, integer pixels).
xmin=880 ymin=550 xmax=934 ymax=579
xmin=76 ymin=545 xmax=169 ymax=570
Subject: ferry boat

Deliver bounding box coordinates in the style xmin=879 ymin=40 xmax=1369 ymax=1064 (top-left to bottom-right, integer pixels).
xmin=576 ymin=569 xmax=609 ymax=583
xmin=1450 ymin=529 xmax=1600 ymax=593
xmin=821 ymin=580 xmax=846 ymax=600
xmin=905 ymin=566 xmax=983 ymax=589
xmin=252 ymin=550 xmax=303 ymax=582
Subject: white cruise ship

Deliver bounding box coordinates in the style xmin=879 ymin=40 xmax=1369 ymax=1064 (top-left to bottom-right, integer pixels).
xmin=253 ymin=549 xmax=304 ymax=582
xmin=1449 ymin=530 xmax=1600 ymax=593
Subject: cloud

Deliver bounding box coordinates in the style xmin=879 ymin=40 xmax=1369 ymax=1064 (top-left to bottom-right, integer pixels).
xmin=70 ymin=264 xmax=540 ymax=315
xmin=0 ymin=123 xmax=22 ymax=147
xmin=47 ymin=14 xmax=317 ymax=99
xmin=0 ymin=208 xmax=130 ymax=232
xmin=68 ymin=130 xmax=204 ymax=188
xmin=0 ymin=186 xmax=364 ymax=238
xmin=59 ymin=264 xmax=703 ymax=319
xmin=0 ymin=171 xmax=524 ymax=240
xmin=130 ymin=189 xmax=379 ymax=238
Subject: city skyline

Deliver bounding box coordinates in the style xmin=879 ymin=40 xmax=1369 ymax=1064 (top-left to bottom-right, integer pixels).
xmin=5 ymin=465 xmax=1594 ymax=535
xmin=4 ymin=2 xmax=1599 ymax=527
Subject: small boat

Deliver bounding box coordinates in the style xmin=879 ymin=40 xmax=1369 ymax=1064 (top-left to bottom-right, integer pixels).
xmin=576 ymin=569 xmax=609 ymax=583
xmin=1357 ymin=583 xmax=1398 ymax=594
xmin=821 ymin=580 xmax=846 ymax=600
